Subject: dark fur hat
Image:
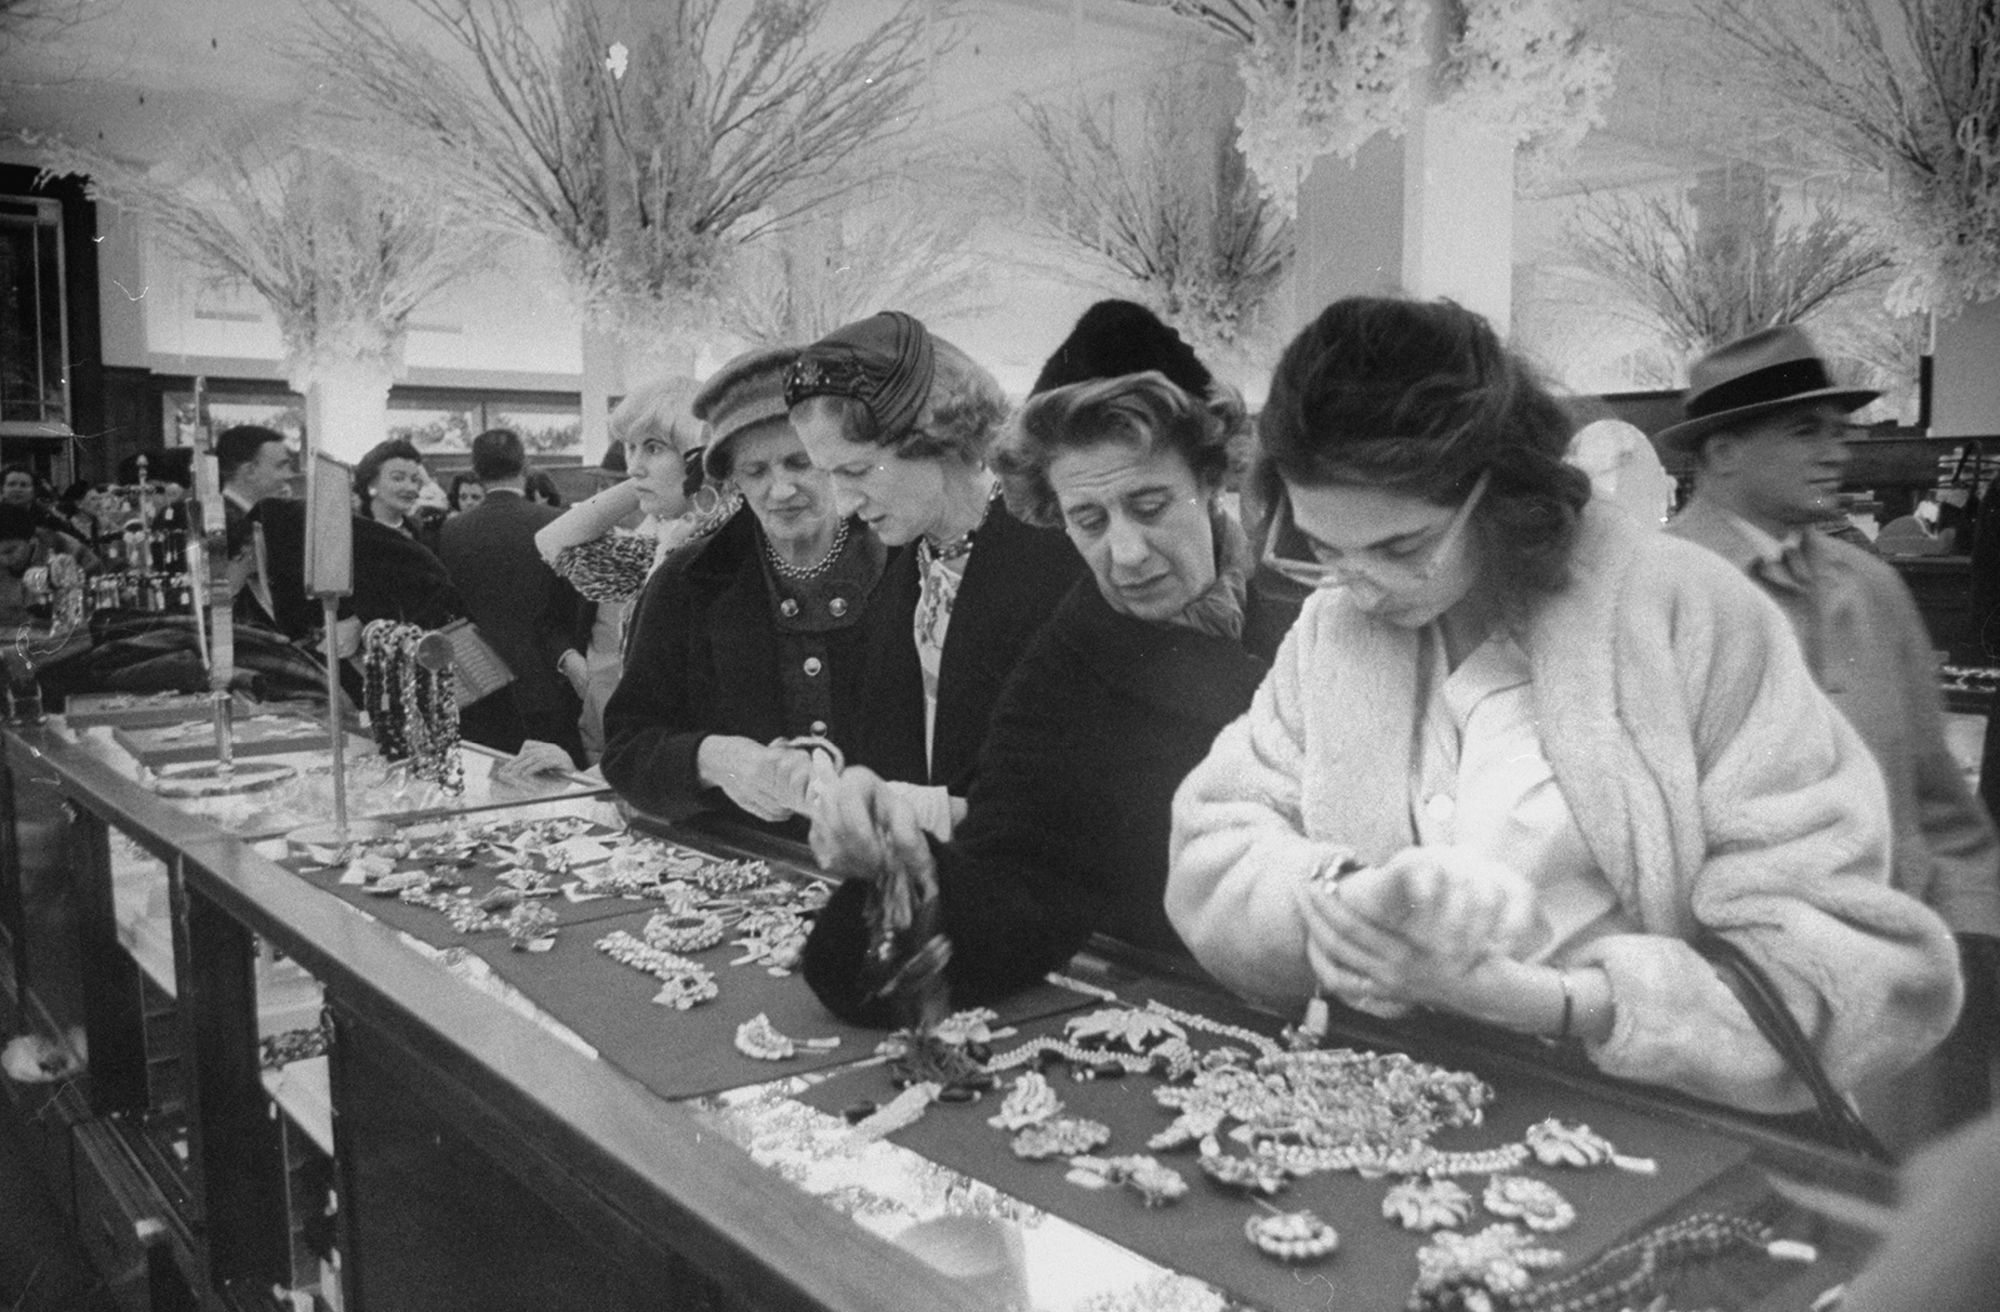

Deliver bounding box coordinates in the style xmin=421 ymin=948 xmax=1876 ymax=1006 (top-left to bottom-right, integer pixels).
xmin=1030 ymin=300 xmax=1214 ymax=398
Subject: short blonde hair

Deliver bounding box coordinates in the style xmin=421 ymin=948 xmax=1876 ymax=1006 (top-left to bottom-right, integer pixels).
xmin=790 ymin=336 xmax=1010 ymax=466
xmin=610 ymin=374 xmax=704 ymax=457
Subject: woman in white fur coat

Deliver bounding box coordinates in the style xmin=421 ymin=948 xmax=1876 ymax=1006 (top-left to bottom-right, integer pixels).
xmin=1166 ymin=297 xmax=1962 ymax=1116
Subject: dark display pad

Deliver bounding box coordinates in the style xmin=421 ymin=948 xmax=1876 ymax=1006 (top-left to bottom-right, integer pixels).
xmin=283 ymin=824 xmax=1094 ymax=1100
xmin=285 ymin=825 xmax=655 ymax=938
xmin=462 ymin=906 xmax=1094 ymax=1101
xmin=799 ymin=1007 xmax=1767 ymax=1312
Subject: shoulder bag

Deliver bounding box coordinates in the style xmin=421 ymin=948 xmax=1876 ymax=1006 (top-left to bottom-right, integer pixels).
xmin=1695 ymin=930 xmax=1895 ymax=1164
xmin=434 ymin=618 xmax=515 ymax=709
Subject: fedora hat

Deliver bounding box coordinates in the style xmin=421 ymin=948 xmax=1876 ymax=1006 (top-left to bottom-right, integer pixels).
xmin=1654 ymin=324 xmax=1877 ymax=455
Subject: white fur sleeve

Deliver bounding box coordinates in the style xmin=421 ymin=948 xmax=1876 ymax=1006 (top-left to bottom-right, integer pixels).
xmin=1166 ymin=616 xmax=1354 ymax=1010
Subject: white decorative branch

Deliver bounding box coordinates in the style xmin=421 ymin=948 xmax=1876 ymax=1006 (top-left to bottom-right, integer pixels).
xmin=299 ymin=0 xmax=939 ymax=341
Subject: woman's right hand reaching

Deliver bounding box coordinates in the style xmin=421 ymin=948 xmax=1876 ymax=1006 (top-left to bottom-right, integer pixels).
xmin=1301 ymin=845 xmax=1535 ymax=1013
xmin=807 ymin=765 xmax=937 ymax=899
xmin=694 ymin=735 xmax=814 ymax=822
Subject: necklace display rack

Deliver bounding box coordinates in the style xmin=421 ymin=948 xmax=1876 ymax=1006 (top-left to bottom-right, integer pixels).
xmin=151 ymin=446 xmax=297 ymax=801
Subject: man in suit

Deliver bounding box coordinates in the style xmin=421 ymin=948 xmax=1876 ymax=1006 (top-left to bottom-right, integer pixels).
xmin=439 ymin=429 xmax=583 ymax=763
xmin=216 ymin=426 xmax=295 ymax=527
xmin=1662 ymin=324 xmax=2000 ymax=1140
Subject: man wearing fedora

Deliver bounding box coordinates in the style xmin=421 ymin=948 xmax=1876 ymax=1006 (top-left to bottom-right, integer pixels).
xmin=1664 ymin=323 xmax=2000 ymax=1140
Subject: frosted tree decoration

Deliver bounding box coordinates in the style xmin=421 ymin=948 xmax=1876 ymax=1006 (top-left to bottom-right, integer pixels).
xmin=1696 ymin=0 xmax=2000 ymax=314
xmin=721 ymin=197 xmax=986 ymax=349
xmin=1569 ymin=178 xmax=1895 ymax=362
xmin=1129 ymin=0 xmax=1615 ymax=215
xmin=1015 ymin=72 xmax=1292 ymax=360
xmin=40 ymin=127 xmax=491 ymax=457
xmin=1235 ymin=0 xmax=1429 ymax=215
xmin=302 ymin=0 xmax=936 ymax=346
xmin=1442 ymin=0 xmax=1619 ymax=184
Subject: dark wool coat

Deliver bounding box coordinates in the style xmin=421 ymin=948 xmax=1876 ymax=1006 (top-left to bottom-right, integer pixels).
xmin=438 ymin=491 xmax=579 ymax=722
xmin=601 ymin=511 xmax=876 ymax=828
xmin=802 ymin=575 xmax=1268 ymax=1025
xmin=847 ymin=500 xmax=1085 ymax=793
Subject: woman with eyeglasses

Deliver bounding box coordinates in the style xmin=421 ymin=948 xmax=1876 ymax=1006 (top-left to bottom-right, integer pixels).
xmin=1168 ymin=296 xmax=1960 ymax=1116
xmin=786 ymin=311 xmax=1084 ymax=835
xmin=801 ymin=305 xmax=1271 ymax=1024
xmin=599 ymin=347 xmax=885 ymax=830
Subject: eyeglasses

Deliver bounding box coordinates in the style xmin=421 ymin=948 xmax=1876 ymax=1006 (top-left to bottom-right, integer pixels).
xmin=1261 ymin=470 xmax=1491 ymax=591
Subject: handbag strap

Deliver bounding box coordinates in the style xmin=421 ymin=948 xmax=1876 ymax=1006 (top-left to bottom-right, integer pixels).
xmin=1695 ymin=930 xmax=1894 ymax=1164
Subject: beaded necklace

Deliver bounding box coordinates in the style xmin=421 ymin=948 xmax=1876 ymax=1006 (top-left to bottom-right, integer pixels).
xmin=359 ymin=619 xmax=463 ymax=793
xmin=765 ymin=516 xmax=852 ymax=581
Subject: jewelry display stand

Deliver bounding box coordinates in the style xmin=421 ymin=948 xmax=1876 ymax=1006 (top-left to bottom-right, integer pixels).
xmin=285 ymin=452 xmax=387 ymax=850
xmin=150 ymin=442 xmax=295 ymax=799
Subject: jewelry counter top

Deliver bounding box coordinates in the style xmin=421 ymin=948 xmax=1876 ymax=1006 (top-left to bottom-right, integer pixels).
xmin=2 ymin=720 xmax=1009 ymax=1312
xmin=2 ymin=722 xmax=1899 ymax=1312
xmin=27 ymin=709 xmax=608 ymax=843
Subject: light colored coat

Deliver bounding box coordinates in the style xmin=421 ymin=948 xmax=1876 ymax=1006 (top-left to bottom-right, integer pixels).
xmin=1668 ymin=496 xmax=2000 ymax=937
xmin=1168 ymin=503 xmax=1962 ymax=1114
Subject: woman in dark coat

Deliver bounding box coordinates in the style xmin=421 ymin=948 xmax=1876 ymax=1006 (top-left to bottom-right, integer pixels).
xmin=802 ymin=365 xmax=1268 ymax=1024
xmin=787 ymin=312 xmax=1084 ymax=833
xmin=600 ymin=347 xmax=885 ymax=831
xmin=353 ymin=439 xmax=445 ymax=555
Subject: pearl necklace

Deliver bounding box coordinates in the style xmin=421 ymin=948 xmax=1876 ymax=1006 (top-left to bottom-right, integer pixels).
xmin=765 ymin=516 xmax=851 ymax=581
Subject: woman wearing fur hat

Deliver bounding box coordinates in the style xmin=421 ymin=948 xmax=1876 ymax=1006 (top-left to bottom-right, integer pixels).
xmin=786 ymin=311 xmax=1084 ymax=834
xmin=600 ymin=347 xmax=885 ymax=831
xmin=1166 ymin=296 xmax=1961 ymax=1117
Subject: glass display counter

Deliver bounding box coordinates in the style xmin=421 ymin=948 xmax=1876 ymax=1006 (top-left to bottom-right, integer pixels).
xmin=1 ymin=714 xmax=1900 ymax=1312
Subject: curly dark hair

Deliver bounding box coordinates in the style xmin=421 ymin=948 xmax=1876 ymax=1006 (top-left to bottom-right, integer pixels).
xmin=997 ymin=372 xmax=1245 ymax=529
xmin=353 ymin=439 xmax=426 ymax=499
xmin=1257 ymin=297 xmax=1590 ymax=606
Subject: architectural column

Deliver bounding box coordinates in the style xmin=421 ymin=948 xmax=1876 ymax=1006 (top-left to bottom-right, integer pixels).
xmin=1930 ymin=300 xmax=2000 ymax=437
xmin=1284 ymin=13 xmax=1516 ymax=336
xmin=300 ymin=360 xmax=395 ymax=463
xmin=578 ymin=324 xmax=621 ymax=466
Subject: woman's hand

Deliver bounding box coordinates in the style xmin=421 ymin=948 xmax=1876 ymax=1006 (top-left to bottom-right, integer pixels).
xmin=1368 ymin=846 xmax=1537 ymax=964
xmin=694 ymin=735 xmax=813 ymax=821
xmin=556 ymin=648 xmax=590 ymax=697
xmin=808 ymin=765 xmax=938 ymax=899
xmin=1300 ymin=847 xmax=1535 ymax=1013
